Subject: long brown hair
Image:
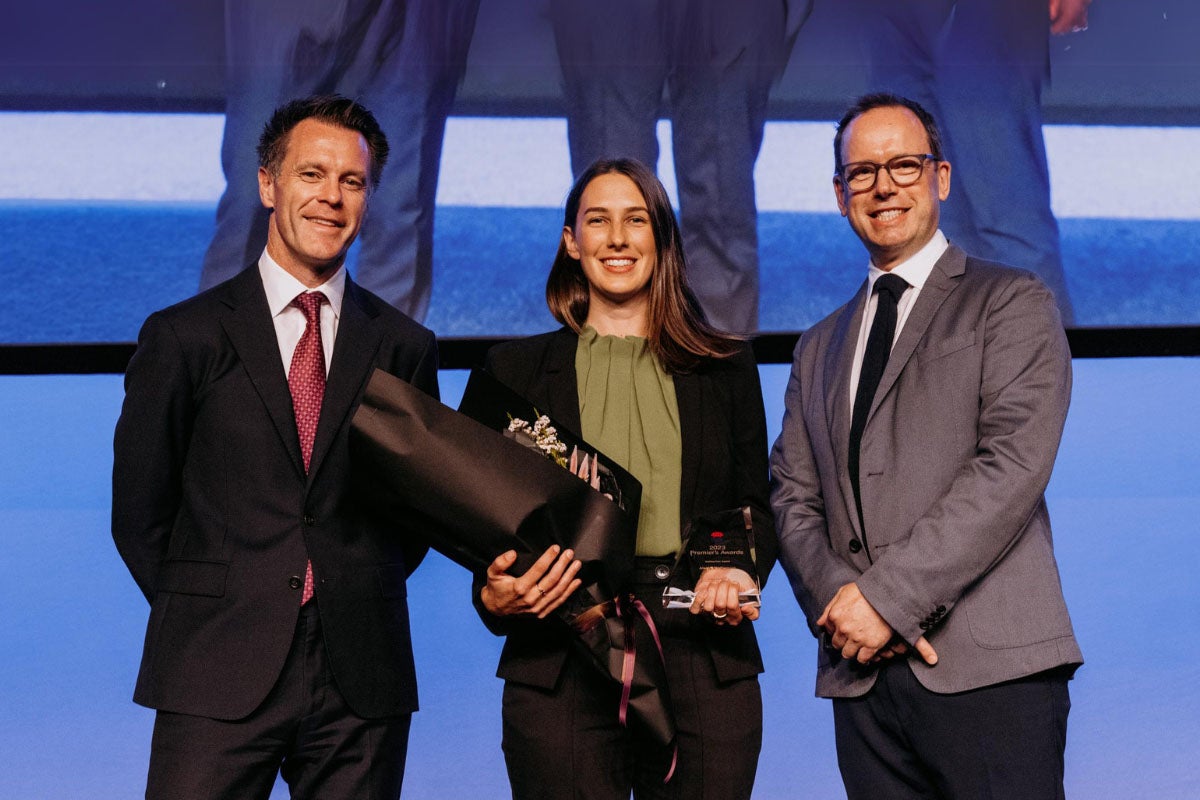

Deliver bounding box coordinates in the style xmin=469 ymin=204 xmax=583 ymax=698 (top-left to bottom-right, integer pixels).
xmin=545 ymin=158 xmax=740 ymax=374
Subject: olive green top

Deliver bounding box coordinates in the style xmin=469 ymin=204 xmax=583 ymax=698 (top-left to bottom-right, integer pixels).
xmin=576 ymin=325 xmax=682 ymax=557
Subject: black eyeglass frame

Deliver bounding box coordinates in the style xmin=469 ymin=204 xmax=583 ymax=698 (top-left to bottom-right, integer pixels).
xmin=836 ymin=153 xmax=940 ymax=191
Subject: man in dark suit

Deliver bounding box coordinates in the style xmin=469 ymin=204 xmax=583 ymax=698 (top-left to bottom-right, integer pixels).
xmin=770 ymin=94 xmax=1082 ymax=798
xmin=113 ymin=95 xmax=439 ymax=799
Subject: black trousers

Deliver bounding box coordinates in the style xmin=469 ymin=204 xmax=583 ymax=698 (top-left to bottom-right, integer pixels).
xmin=145 ymin=602 xmax=411 ymax=800
xmin=501 ymin=562 xmax=763 ymax=800
xmin=833 ymin=661 xmax=1072 ymax=800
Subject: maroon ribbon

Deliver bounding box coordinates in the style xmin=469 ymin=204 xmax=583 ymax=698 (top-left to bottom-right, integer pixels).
xmin=616 ymin=594 xmax=678 ymax=783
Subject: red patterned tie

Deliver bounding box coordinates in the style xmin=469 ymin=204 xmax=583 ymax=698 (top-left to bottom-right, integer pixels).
xmin=289 ymin=291 xmax=326 ymax=604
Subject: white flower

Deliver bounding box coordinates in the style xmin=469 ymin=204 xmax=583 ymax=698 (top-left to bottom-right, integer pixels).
xmin=506 ymin=411 xmax=569 ymax=468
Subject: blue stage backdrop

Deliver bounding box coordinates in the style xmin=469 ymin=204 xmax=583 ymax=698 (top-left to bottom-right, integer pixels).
xmin=1 ymin=358 xmax=1198 ymax=798
xmin=2 ymin=2 xmax=1199 ymax=796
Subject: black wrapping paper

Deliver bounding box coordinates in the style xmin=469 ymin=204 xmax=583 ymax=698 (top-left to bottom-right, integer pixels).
xmin=350 ymin=368 xmax=635 ymax=583
xmin=349 ymin=368 xmax=675 ymax=749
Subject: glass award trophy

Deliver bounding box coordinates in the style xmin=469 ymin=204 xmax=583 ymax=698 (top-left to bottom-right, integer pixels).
xmin=662 ymin=505 xmax=764 ymax=609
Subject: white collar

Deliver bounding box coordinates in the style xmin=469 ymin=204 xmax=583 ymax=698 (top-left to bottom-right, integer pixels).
xmin=257 ymin=250 xmax=346 ymax=319
xmin=866 ymin=230 xmax=949 ymax=292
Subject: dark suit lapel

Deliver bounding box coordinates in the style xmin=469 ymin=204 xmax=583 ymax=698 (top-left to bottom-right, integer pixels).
xmin=867 ymin=245 xmax=966 ymax=422
xmin=826 ymin=282 xmax=868 ymax=538
xmin=219 ymin=268 xmax=306 ymax=478
xmin=308 ymin=279 xmax=385 ymax=482
xmin=529 ymin=329 xmax=584 ymax=436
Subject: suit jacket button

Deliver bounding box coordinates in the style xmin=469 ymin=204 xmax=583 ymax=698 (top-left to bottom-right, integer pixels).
xmin=848 ymin=539 xmax=862 ymax=553
xmin=289 ymin=576 xmax=302 ymax=589
xmin=653 ymin=564 xmax=671 ymax=580
xmin=303 ymin=514 xmax=315 ymax=526
xmin=936 ymin=605 xmax=946 ymax=614
xmin=918 ymin=621 xmax=930 ymax=631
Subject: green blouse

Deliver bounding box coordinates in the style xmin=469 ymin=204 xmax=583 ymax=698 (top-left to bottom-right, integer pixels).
xmin=575 ymin=325 xmax=682 ymax=557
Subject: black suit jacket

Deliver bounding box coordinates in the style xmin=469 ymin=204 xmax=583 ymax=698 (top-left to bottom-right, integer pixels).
xmin=112 ymin=266 xmax=439 ymax=720
xmin=474 ymin=328 xmax=776 ymax=688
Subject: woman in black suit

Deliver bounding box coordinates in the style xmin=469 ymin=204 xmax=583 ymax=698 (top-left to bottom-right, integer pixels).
xmin=475 ymin=158 xmax=775 ymax=800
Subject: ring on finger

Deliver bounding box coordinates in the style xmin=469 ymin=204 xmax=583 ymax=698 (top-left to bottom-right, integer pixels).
xmin=713 ymin=610 xmax=727 ymax=619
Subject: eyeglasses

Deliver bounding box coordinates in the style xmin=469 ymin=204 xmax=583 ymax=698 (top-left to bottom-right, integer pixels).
xmin=838 ymin=154 xmax=939 ymax=191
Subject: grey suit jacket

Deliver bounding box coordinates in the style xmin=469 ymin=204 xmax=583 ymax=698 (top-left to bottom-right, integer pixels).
xmin=769 ymin=245 xmax=1082 ymax=698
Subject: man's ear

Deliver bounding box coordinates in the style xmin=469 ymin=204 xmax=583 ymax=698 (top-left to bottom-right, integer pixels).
xmin=833 ymin=176 xmax=848 ymax=217
xmin=258 ymin=167 xmax=275 ymax=210
xmin=936 ymin=159 xmax=951 ymax=202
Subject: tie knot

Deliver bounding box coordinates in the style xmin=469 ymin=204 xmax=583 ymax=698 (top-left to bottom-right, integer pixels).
xmin=875 ymin=274 xmax=908 ymax=303
xmin=292 ymin=291 xmax=326 ymax=322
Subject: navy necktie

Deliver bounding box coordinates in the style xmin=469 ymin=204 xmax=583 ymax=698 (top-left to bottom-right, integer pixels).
xmin=848 ymin=273 xmax=908 ymax=553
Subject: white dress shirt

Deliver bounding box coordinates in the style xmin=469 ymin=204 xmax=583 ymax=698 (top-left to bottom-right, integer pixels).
xmin=848 ymin=230 xmax=949 ymax=408
xmin=257 ymin=251 xmax=346 ymax=378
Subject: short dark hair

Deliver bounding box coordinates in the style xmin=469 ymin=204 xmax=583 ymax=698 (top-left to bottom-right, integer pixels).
xmin=833 ymin=93 xmax=944 ymax=173
xmin=257 ymin=94 xmax=389 ymax=187
xmin=545 ymin=158 xmax=739 ymax=374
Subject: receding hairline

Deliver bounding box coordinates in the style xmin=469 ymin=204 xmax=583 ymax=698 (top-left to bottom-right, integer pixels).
xmin=257 ymin=94 xmax=389 ymax=186
xmin=838 ymin=104 xmax=935 ymax=163
xmin=276 ymin=118 xmax=370 ymax=159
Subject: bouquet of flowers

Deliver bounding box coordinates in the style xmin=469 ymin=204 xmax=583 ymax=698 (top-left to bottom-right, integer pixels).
xmin=350 ymin=367 xmax=674 ymax=749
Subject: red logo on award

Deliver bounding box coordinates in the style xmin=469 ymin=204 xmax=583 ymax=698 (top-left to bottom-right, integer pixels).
xmin=710 ymin=531 xmax=724 ymax=539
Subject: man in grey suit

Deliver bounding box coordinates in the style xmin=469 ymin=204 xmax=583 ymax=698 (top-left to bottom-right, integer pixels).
xmin=769 ymin=93 xmax=1082 ymax=798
